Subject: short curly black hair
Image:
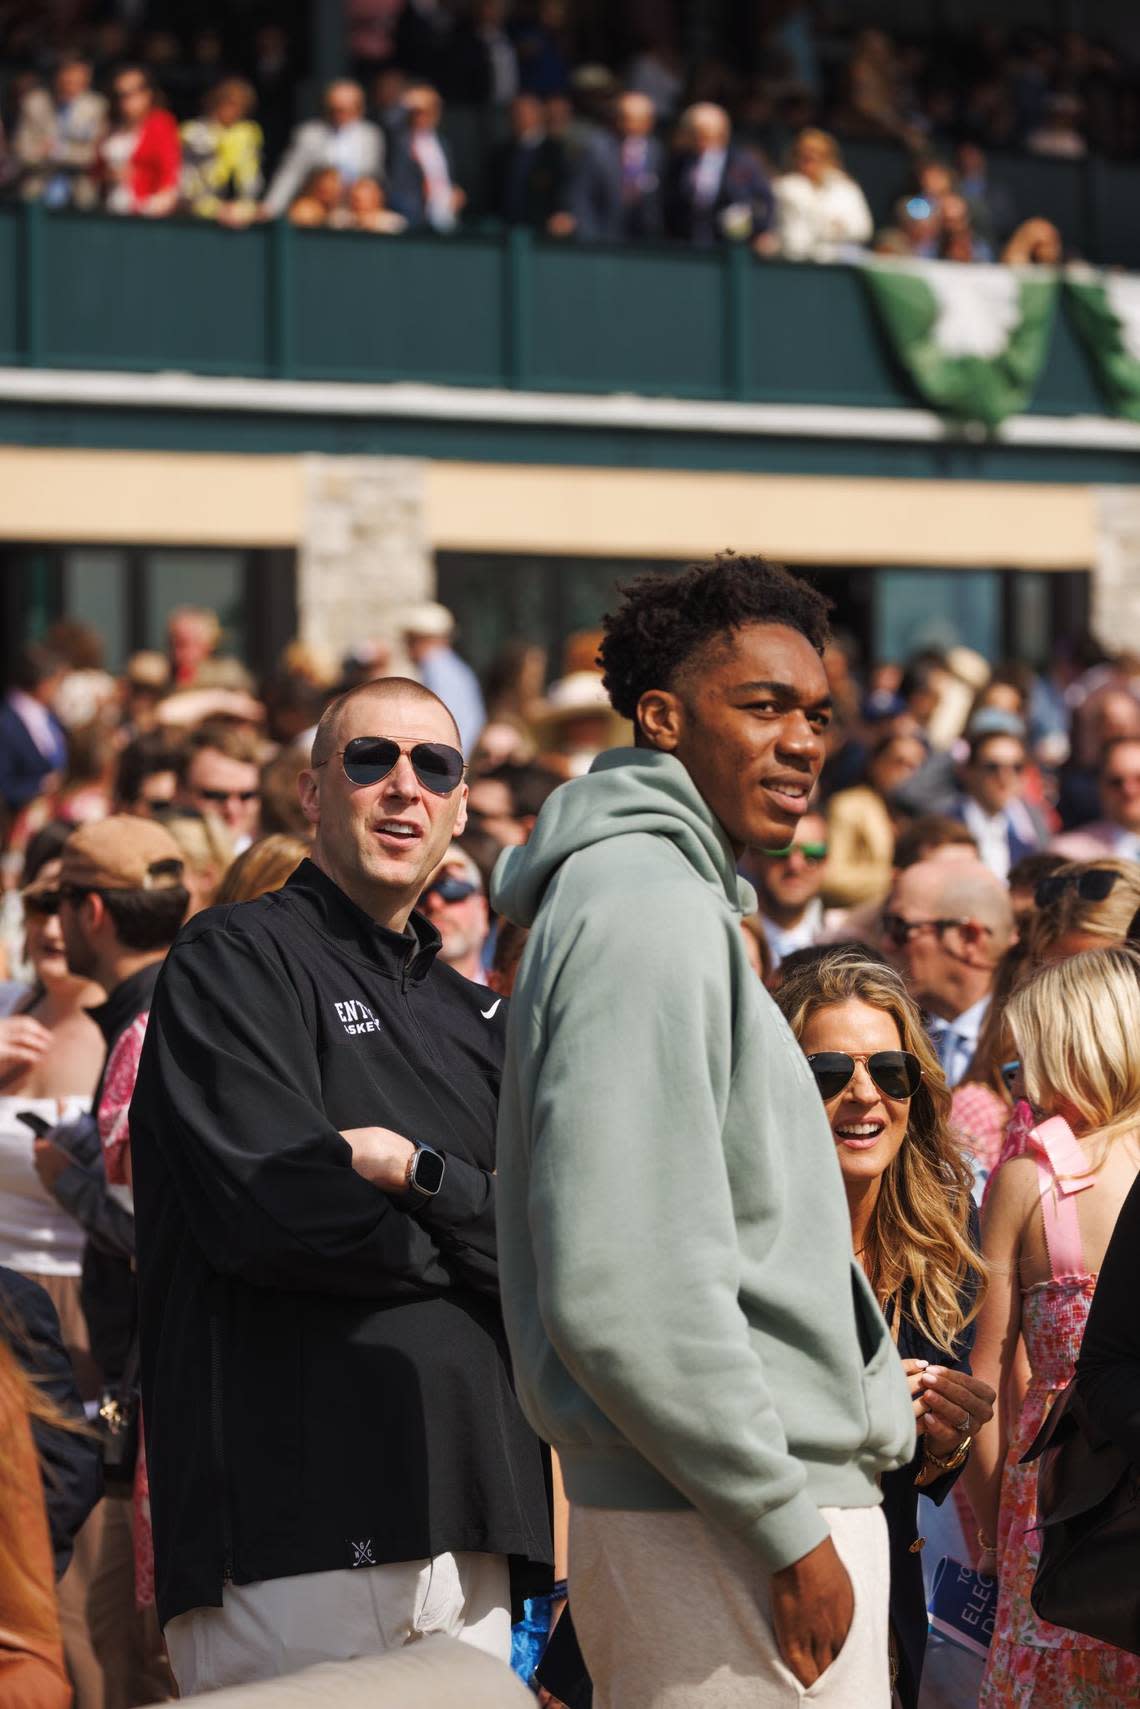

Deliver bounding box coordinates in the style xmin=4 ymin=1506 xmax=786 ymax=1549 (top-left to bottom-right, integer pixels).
xmin=598 ymin=554 xmax=832 ymax=722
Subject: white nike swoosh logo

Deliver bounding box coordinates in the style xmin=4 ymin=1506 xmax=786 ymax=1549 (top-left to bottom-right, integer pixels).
xmin=481 ymin=999 xmax=502 ymax=1020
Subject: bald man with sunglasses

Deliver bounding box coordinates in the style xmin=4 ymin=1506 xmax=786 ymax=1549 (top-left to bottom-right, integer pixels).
xmin=130 ymin=677 xmax=551 ymax=1695
xmin=881 ymin=858 xmax=1014 ymax=1089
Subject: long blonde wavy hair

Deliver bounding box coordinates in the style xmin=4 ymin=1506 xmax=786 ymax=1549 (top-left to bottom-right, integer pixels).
xmin=776 ymin=948 xmax=985 ymax=1354
xmin=1007 ymin=944 xmax=1140 ymax=1155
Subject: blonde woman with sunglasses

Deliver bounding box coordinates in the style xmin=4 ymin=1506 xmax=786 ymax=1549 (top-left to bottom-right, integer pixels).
xmin=965 ymin=945 xmax=1140 ymax=1706
xmin=777 ymin=948 xmax=992 ymax=1709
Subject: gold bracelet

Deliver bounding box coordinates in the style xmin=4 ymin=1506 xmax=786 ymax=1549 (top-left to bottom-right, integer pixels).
xmin=977 ymin=1528 xmax=997 ymax=1553
xmin=923 ymin=1434 xmax=972 ymax=1473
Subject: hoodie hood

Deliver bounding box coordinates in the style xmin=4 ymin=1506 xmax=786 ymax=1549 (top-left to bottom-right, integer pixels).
xmin=491 ymin=748 xmax=755 ymax=927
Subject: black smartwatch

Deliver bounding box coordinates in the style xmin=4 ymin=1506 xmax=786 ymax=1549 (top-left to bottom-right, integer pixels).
xmin=406 ymin=1142 xmax=446 ymax=1198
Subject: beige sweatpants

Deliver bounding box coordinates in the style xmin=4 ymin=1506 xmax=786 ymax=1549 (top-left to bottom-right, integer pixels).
xmin=570 ymin=1503 xmax=891 ymax=1708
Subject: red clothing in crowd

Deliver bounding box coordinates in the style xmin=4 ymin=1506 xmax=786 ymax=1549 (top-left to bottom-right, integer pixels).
xmin=104 ymin=109 xmax=181 ymax=211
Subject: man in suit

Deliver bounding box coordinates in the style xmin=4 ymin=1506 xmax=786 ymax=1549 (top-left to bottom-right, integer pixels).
xmin=262 ymin=80 xmax=384 ymax=219
xmin=14 ymin=55 xmax=108 ymax=209
xmin=1052 ymin=735 xmax=1140 ymax=862
xmin=665 ymin=101 xmax=774 ymax=247
xmin=490 ymin=92 xmax=565 ymax=229
xmin=946 ymin=715 xmax=1046 ymax=881
xmin=0 ymin=645 xmax=68 ymax=826
xmin=386 ymin=84 xmax=466 ymax=232
xmin=559 ymin=90 xmax=665 ymax=242
xmin=883 ymin=859 xmax=1014 ymax=1090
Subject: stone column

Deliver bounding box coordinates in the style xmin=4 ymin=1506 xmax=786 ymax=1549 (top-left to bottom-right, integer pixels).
xmin=1093 ymin=487 xmax=1140 ymax=653
xmin=297 ymin=455 xmax=433 ymax=666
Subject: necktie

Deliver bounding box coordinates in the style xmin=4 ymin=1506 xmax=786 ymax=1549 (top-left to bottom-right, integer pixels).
xmin=927 ymin=1018 xmax=959 ymax=1085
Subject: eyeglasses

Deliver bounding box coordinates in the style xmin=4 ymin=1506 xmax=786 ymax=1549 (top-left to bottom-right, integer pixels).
xmin=1035 ymin=868 xmax=1120 ymax=909
xmin=768 ymin=843 xmax=828 ymax=863
xmin=195 ymin=788 xmax=260 ymax=805
xmin=806 ymin=1051 xmax=923 ymax=1102
xmin=421 ymin=874 xmax=479 ymax=905
xmin=977 ymin=760 xmax=1026 ymax=776
xmin=881 ymin=913 xmax=974 ymax=947
xmin=316 ymin=736 xmax=465 ymax=797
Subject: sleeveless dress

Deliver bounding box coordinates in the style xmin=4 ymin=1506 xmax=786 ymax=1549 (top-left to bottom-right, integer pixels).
xmin=980 ymin=1118 xmax=1140 ymax=1706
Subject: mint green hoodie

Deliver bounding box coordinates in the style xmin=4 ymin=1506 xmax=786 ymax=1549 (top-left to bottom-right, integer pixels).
xmin=492 ymin=748 xmax=915 ymax=1572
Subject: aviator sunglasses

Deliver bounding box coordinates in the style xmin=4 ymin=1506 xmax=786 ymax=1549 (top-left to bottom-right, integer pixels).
xmin=1035 ymin=867 xmax=1120 ymax=909
xmin=806 ymin=1050 xmax=923 ymax=1103
xmin=316 ymin=736 xmax=465 ymax=797
xmin=422 ymin=874 xmax=479 ymax=904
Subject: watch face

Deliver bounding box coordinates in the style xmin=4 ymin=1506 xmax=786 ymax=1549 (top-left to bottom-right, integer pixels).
xmin=413 ymin=1147 xmax=446 ymax=1195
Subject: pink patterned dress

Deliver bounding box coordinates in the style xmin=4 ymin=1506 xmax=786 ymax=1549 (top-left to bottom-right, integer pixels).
xmin=98 ymin=1011 xmax=157 ymax=1614
xmin=980 ymin=1119 xmax=1140 ymax=1706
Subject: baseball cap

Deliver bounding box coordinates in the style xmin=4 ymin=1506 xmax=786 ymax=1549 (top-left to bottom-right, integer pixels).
xmin=400 ymin=601 xmax=456 ymax=640
xmin=60 ymin=817 xmax=185 ymax=893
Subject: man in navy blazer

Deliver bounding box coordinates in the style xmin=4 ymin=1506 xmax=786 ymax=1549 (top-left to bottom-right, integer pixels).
xmin=562 ymin=90 xmax=666 ymax=242
xmin=0 ymin=644 xmax=68 ymax=822
xmin=665 ymin=101 xmax=774 ymax=247
xmin=946 ymin=712 xmax=1046 ymax=882
xmin=386 ymin=83 xmax=465 ymax=232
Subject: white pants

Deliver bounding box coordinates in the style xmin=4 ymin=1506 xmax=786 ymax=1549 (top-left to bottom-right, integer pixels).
xmin=164 ymin=1551 xmax=511 ymax=1695
xmin=570 ymin=1503 xmax=891 ymax=1708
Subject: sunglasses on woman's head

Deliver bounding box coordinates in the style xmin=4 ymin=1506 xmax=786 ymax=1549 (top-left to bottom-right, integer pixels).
xmin=806 ymin=1050 xmax=923 ymax=1103
xmin=317 ymin=736 xmax=465 ymax=797
xmin=1035 ymin=867 xmax=1120 ymax=909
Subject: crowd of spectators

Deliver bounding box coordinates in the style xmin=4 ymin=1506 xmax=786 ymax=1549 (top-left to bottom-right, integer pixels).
xmin=4 ymin=565 xmax=1140 ymax=1704
xmin=2 ymin=592 xmax=1139 ymax=983
xmin=0 ymin=3 xmax=1135 ymax=262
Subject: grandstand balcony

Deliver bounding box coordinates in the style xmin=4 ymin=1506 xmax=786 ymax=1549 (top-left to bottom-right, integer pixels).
xmin=0 ymin=202 xmax=1137 ymax=680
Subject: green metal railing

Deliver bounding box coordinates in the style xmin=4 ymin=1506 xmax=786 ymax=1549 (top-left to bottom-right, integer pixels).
xmin=0 ymin=202 xmax=1111 ymax=419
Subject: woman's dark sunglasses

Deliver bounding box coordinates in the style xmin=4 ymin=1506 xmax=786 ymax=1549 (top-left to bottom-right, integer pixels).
xmin=319 ymin=736 xmax=465 ymax=797
xmin=23 ymin=890 xmax=62 ymax=918
xmin=806 ymin=1050 xmax=923 ymax=1103
xmin=1035 ymin=867 xmax=1120 ymax=909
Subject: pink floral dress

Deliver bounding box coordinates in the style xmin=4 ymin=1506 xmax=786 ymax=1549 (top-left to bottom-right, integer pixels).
xmin=980 ymin=1120 xmax=1140 ymax=1706
xmin=98 ymin=1011 xmax=157 ymax=1614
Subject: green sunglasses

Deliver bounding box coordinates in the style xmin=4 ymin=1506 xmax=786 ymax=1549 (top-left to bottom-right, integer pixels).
xmin=767 ymin=842 xmax=828 ymax=863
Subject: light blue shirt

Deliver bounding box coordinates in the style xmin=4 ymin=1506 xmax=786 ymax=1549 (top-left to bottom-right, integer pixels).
xmin=927 ymin=996 xmax=990 ymax=1090
xmin=418 ymin=646 xmax=486 ymax=758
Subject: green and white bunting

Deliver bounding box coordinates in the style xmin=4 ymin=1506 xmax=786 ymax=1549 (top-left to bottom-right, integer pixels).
xmin=861 ymin=259 xmax=1059 ymax=427
xmin=1064 ymin=272 xmax=1140 ymax=422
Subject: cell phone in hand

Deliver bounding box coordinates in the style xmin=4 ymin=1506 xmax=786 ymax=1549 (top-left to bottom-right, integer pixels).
xmin=17 ymin=1110 xmax=53 ymax=1139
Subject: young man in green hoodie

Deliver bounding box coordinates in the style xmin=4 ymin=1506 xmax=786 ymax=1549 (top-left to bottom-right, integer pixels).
xmin=492 ymin=556 xmax=915 ymax=1708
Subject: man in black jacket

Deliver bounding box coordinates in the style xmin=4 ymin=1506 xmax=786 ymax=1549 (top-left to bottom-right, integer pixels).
xmin=491 ymin=93 xmax=566 ymax=230
xmin=131 ymin=676 xmax=550 ymax=1694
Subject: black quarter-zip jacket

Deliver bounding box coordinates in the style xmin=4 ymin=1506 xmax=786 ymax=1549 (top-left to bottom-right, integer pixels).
xmin=130 ymin=860 xmax=551 ymax=1629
